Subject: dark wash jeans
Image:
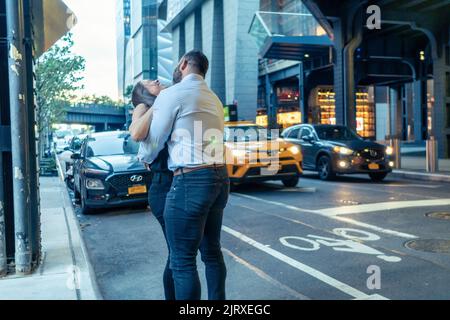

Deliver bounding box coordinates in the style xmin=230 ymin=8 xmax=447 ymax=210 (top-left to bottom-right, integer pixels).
xmin=148 ymin=170 xmax=175 ymax=300
xmin=164 ymin=166 xmax=230 ymax=300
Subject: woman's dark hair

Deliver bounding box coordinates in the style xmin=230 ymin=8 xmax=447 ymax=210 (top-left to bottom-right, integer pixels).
xmin=131 ymin=81 xmax=157 ymax=108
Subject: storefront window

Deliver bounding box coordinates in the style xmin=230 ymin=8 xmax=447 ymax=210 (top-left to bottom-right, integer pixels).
xmin=310 ymin=86 xmax=376 ymax=138
xmin=256 ymin=82 xmax=302 ymax=129
xmin=277 ymin=85 xmax=299 ymax=109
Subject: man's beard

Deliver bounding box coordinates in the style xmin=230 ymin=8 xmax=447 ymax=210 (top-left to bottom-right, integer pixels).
xmin=172 ymin=67 xmax=183 ymax=84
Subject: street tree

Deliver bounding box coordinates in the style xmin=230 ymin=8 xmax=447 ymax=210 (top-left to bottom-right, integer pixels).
xmin=35 ymin=33 xmax=85 ymax=156
xmin=77 ymin=94 xmax=126 ymax=108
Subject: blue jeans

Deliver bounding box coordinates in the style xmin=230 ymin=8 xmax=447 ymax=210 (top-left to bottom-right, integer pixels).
xmin=148 ymin=171 xmax=175 ymax=300
xmin=164 ymin=166 xmax=230 ymax=300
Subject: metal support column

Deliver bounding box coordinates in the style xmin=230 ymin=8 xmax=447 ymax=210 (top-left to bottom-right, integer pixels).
xmin=342 ymin=11 xmax=363 ymax=131
xmin=412 ymin=80 xmax=424 ymax=141
xmin=332 ymin=19 xmax=345 ymax=125
xmin=0 ymin=0 xmax=9 ymax=278
xmin=6 ymin=0 xmax=32 ymax=275
xmin=298 ymin=62 xmax=307 ymax=124
xmin=0 ymin=154 xmax=6 ymax=276
xmin=269 ymin=83 xmax=278 ymax=129
xmin=264 ymin=60 xmax=277 ymax=129
xmin=23 ymin=0 xmax=40 ymax=264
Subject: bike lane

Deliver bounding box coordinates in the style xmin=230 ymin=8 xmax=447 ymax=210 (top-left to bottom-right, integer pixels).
xmin=221 ymin=196 xmax=450 ymax=300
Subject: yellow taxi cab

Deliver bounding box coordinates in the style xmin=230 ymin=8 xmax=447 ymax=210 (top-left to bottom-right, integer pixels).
xmin=224 ymin=121 xmax=303 ymax=187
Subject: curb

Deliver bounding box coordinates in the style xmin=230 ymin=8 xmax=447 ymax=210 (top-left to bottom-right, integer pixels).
xmin=56 ymin=156 xmax=104 ymax=300
xmin=391 ymin=170 xmax=450 ymax=183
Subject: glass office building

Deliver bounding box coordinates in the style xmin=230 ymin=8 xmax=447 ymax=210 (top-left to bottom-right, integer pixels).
xmin=116 ymin=0 xmax=173 ymax=98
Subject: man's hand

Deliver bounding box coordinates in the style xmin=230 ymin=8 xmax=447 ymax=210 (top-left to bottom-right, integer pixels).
xmin=130 ymin=103 xmax=154 ymax=142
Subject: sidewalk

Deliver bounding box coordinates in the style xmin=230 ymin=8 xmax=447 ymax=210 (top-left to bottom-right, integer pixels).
xmin=0 ymin=176 xmax=101 ymax=300
xmin=391 ymin=156 xmax=450 ymax=183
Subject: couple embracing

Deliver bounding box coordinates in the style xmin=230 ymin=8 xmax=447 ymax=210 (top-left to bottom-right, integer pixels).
xmin=129 ymin=50 xmax=230 ymax=301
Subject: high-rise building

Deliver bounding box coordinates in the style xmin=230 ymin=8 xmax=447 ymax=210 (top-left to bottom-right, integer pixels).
xmin=116 ymin=0 xmax=173 ymax=99
xmin=161 ymin=0 xmax=260 ymax=121
xmin=116 ymin=0 xmax=131 ymax=98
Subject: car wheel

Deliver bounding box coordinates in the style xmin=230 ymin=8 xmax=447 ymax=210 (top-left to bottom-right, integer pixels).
xmin=66 ymin=177 xmax=74 ymax=190
xmin=80 ymin=187 xmax=92 ymax=215
xmin=282 ymin=177 xmax=299 ymax=188
xmin=369 ymin=172 xmax=388 ymax=182
xmin=317 ymin=155 xmax=335 ymax=181
xmin=74 ymin=182 xmax=81 ymax=203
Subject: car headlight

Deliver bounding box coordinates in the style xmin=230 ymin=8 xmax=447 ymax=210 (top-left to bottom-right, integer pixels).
xmin=86 ymin=178 xmax=105 ymax=190
xmin=288 ymin=146 xmax=300 ymax=155
xmin=84 ymin=168 xmax=109 ymax=175
xmin=232 ymin=149 xmax=247 ymax=158
xmin=333 ymin=146 xmax=354 ymax=155
xmin=386 ymin=146 xmax=394 ymax=156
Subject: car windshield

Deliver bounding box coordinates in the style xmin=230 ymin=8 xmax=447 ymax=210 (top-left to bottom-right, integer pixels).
xmin=224 ymin=126 xmax=271 ymax=142
xmin=315 ymin=126 xmax=361 ymax=141
xmin=85 ymin=133 xmax=140 ymax=157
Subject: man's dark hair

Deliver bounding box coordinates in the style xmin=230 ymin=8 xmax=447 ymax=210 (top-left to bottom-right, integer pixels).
xmin=131 ymin=81 xmax=156 ymax=108
xmin=182 ymin=50 xmax=209 ymax=77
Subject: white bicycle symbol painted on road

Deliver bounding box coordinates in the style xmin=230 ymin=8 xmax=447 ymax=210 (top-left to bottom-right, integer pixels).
xmin=280 ymin=228 xmax=402 ymax=263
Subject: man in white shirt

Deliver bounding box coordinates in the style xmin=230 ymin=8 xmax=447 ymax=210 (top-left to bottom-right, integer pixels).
xmin=134 ymin=50 xmax=229 ymax=300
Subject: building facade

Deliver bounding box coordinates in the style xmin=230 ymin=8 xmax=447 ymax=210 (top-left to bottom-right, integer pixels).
xmin=163 ymin=0 xmax=260 ymax=121
xmin=157 ymin=0 xmax=450 ymax=160
xmin=252 ymin=0 xmax=450 ymax=160
xmin=116 ymin=0 xmax=173 ymax=98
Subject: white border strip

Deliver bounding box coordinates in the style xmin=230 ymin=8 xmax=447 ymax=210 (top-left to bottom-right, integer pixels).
xmin=317 ymin=199 xmax=450 ymax=216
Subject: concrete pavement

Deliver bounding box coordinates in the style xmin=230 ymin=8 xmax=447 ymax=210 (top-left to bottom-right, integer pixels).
xmin=0 ymin=177 xmax=100 ymax=300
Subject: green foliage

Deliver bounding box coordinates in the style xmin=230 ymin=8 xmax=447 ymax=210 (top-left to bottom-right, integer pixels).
xmin=77 ymin=94 xmax=126 ymax=108
xmin=36 ymin=33 xmax=86 ymax=132
xmin=124 ymin=85 xmax=134 ymax=101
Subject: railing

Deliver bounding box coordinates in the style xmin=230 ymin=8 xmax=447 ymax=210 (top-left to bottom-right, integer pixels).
xmin=249 ymin=11 xmax=328 ymax=48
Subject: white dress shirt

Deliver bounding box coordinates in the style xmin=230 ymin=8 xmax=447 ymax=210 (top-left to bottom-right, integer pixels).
xmin=138 ymin=73 xmax=225 ymax=171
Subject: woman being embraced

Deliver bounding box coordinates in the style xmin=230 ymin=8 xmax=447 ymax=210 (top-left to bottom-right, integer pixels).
xmin=129 ymin=80 xmax=175 ymax=300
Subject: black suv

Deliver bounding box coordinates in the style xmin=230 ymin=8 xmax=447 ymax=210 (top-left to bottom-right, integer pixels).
xmin=281 ymin=124 xmax=394 ymax=181
xmin=72 ymin=131 xmax=151 ymax=214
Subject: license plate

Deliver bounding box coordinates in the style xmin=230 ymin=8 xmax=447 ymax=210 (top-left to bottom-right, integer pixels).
xmin=261 ymin=165 xmax=281 ymax=174
xmin=128 ymin=185 xmax=147 ymax=195
xmin=368 ymin=163 xmax=380 ymax=170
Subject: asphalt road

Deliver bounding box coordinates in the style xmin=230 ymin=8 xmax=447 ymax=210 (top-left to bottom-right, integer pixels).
xmin=71 ymin=172 xmax=450 ymax=300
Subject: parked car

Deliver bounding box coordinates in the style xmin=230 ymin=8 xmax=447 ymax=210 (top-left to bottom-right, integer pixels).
xmin=72 ymin=131 xmax=150 ymax=214
xmin=54 ymin=138 xmax=70 ymax=154
xmin=59 ymin=134 xmax=88 ymax=167
xmin=59 ymin=134 xmax=88 ymax=189
xmin=281 ymin=124 xmax=394 ymax=181
xmin=225 ymin=121 xmax=303 ymax=187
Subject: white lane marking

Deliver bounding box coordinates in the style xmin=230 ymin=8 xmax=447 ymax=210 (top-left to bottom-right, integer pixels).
xmin=333 ymin=228 xmax=381 ymax=241
xmin=280 ymin=187 xmax=317 ymax=193
xmin=233 ymin=193 xmax=418 ymax=239
xmin=280 ymin=234 xmax=401 ymax=263
xmin=318 ymin=199 xmax=450 ymax=216
xmin=262 ymin=182 xmax=317 ymax=193
xmin=393 ymin=169 xmax=450 ymax=179
xmin=332 ymin=216 xmax=417 ymax=239
xmin=223 ymin=226 xmax=389 ymax=300
xmin=234 ymin=193 xmax=319 ymax=214
xmin=385 ymin=184 xmax=440 ymax=189
xmin=222 ymin=248 xmax=311 ymax=300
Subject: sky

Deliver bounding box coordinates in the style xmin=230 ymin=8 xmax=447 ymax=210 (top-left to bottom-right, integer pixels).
xmin=63 ymin=0 xmax=119 ymax=100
